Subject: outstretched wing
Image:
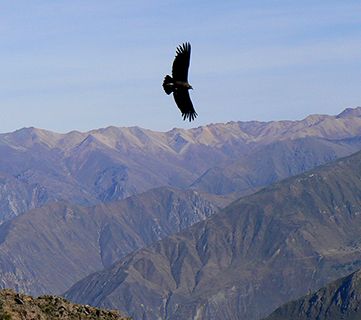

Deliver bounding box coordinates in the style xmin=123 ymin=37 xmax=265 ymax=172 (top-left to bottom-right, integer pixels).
xmin=172 ymin=42 xmax=191 ymax=82
xmin=173 ymin=90 xmax=197 ymax=122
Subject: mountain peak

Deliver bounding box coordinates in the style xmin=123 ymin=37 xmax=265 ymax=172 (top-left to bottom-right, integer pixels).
xmin=1 ymin=127 xmax=63 ymax=149
xmin=337 ymin=106 xmax=361 ymax=118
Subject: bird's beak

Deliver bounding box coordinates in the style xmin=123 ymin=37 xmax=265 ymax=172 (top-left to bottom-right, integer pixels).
xmin=190 ymin=86 xmax=193 ymax=90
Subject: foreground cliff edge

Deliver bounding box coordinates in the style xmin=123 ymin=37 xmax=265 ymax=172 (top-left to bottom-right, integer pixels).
xmin=0 ymin=289 xmax=130 ymax=320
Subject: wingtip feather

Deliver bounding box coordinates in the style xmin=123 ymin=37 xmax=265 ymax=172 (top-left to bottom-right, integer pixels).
xmin=176 ymin=42 xmax=191 ymax=56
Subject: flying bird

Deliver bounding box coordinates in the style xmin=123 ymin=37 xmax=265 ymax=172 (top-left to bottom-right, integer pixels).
xmin=163 ymin=42 xmax=197 ymax=121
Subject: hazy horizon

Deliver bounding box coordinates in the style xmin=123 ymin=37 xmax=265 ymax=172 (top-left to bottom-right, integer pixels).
xmin=1 ymin=1 xmax=360 ymax=133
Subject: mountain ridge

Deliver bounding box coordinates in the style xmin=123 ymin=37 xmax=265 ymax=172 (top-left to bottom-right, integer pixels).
xmin=0 ymin=186 xmax=223 ymax=295
xmin=3 ymin=107 xmax=361 ymax=148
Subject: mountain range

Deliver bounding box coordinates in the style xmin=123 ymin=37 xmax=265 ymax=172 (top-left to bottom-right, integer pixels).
xmin=65 ymin=148 xmax=361 ymax=320
xmin=1 ymin=107 xmax=361 ymax=223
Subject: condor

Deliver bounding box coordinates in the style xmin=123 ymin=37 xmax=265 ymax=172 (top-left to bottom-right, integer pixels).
xmin=163 ymin=42 xmax=197 ymax=121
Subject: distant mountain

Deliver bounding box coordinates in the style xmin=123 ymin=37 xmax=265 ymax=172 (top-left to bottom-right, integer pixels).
xmin=190 ymin=136 xmax=361 ymax=196
xmin=1 ymin=107 xmax=361 ymax=222
xmin=337 ymin=106 xmax=361 ymax=118
xmin=0 ymin=187 xmax=221 ymax=295
xmin=0 ymin=289 xmax=129 ymax=320
xmin=264 ymin=268 xmax=361 ymax=320
xmin=65 ymin=149 xmax=361 ymax=320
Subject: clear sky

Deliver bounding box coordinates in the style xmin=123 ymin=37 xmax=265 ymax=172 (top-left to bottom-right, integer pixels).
xmin=0 ymin=1 xmax=360 ymax=133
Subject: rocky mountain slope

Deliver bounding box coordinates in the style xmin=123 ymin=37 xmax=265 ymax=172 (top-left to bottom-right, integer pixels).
xmin=65 ymin=149 xmax=361 ymax=320
xmin=1 ymin=107 xmax=361 ymax=222
xmin=0 ymin=187 xmax=221 ymax=295
xmin=264 ymin=268 xmax=361 ymax=320
xmin=0 ymin=289 xmax=129 ymax=320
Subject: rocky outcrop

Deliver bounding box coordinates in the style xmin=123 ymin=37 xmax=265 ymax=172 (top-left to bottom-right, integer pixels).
xmin=0 ymin=289 xmax=129 ymax=320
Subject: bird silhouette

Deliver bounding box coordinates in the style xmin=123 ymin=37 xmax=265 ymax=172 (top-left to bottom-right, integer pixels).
xmin=163 ymin=43 xmax=197 ymax=121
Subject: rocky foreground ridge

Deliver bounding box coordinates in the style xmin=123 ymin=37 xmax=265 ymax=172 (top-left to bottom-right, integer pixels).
xmin=0 ymin=289 xmax=130 ymax=320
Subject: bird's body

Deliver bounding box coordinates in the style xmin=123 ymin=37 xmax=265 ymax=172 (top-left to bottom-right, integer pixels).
xmin=163 ymin=43 xmax=197 ymax=121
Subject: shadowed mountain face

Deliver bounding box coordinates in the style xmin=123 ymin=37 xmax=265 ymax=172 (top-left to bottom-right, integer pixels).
xmin=65 ymin=150 xmax=361 ymax=320
xmin=0 ymin=187 xmax=221 ymax=295
xmin=1 ymin=108 xmax=361 ymax=223
xmin=264 ymin=268 xmax=361 ymax=320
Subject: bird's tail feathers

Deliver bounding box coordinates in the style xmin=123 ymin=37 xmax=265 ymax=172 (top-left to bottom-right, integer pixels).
xmin=183 ymin=111 xmax=198 ymax=122
xmin=163 ymin=75 xmax=174 ymax=95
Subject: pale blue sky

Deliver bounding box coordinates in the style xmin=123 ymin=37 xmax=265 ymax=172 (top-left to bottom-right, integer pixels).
xmin=0 ymin=1 xmax=360 ymax=133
